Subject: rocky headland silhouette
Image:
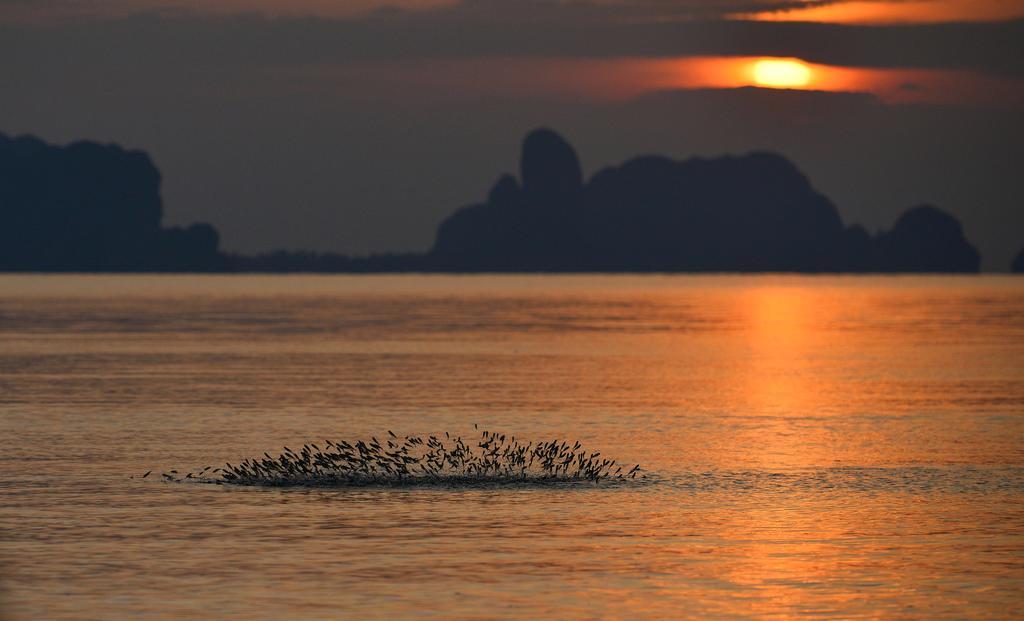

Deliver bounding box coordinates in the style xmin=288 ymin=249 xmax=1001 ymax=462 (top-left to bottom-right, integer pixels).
xmin=430 ymin=129 xmax=979 ymax=273
xmin=0 ymin=133 xmax=223 ymax=271
xmin=1 ymin=129 xmax=983 ymax=273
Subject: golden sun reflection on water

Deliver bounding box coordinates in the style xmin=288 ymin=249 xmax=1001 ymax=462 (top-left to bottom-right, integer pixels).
xmin=1 ymin=275 xmax=1022 ymax=619
xmin=747 ymin=286 xmax=813 ymax=409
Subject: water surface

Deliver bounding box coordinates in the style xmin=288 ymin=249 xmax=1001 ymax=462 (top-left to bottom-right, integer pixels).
xmin=1 ymin=275 xmax=1022 ymax=619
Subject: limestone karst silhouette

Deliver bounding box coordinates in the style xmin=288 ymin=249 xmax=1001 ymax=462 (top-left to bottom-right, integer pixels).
xmin=520 ymin=128 xmax=584 ymax=204
xmin=432 ymin=128 xmax=590 ymax=271
xmin=0 ymin=132 xmax=223 ymax=271
xmin=0 ymin=127 xmax=984 ymax=273
xmin=1013 ymin=248 xmax=1024 ymax=273
xmin=430 ymin=128 xmax=980 ymax=273
xmin=872 ymin=206 xmax=980 ymax=273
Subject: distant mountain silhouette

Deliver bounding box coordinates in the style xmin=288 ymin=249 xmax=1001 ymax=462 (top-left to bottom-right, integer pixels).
xmin=1013 ymin=248 xmax=1024 ymax=273
xmin=870 ymin=206 xmax=980 ymax=273
xmin=431 ymin=128 xmax=980 ymax=273
xmin=1 ymin=128 xmax=983 ymax=273
xmin=0 ymin=132 xmax=224 ymax=271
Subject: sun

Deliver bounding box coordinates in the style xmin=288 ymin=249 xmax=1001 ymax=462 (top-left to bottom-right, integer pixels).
xmin=751 ymin=58 xmax=813 ymax=88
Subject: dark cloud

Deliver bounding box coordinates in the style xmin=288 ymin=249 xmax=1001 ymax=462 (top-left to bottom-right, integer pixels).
xmin=0 ymin=0 xmax=858 ymax=19
xmin=1 ymin=4 xmax=1022 ymax=75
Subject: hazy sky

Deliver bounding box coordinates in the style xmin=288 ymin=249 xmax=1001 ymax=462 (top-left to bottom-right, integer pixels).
xmin=2 ymin=0 xmax=1023 ymax=267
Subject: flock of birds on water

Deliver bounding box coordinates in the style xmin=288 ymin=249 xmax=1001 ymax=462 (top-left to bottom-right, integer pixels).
xmin=146 ymin=427 xmax=644 ymax=487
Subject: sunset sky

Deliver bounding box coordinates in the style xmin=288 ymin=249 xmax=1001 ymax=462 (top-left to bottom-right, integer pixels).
xmin=2 ymin=0 xmax=1022 ymax=267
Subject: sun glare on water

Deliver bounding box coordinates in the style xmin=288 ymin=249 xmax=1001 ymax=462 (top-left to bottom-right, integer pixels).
xmin=751 ymin=58 xmax=813 ymax=88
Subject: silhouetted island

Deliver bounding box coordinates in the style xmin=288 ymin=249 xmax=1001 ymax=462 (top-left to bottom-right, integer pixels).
xmin=430 ymin=129 xmax=979 ymax=273
xmin=1013 ymin=248 xmax=1024 ymax=273
xmin=0 ymin=132 xmax=223 ymax=271
xmin=1 ymin=128 xmax=983 ymax=273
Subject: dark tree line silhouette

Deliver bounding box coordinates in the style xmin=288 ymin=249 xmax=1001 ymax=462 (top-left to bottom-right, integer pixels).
xmin=0 ymin=129 xmax=996 ymax=273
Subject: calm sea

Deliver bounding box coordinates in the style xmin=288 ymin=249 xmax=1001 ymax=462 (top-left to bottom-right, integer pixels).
xmin=1 ymin=275 xmax=1022 ymax=619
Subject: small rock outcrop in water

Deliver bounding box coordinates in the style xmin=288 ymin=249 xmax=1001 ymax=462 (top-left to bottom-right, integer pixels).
xmin=430 ymin=128 xmax=982 ymax=273
xmin=156 ymin=430 xmax=642 ymax=487
xmin=0 ymin=132 xmax=224 ymax=271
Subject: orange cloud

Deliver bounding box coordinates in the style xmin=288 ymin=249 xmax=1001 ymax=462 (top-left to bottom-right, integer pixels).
xmin=298 ymin=56 xmax=1024 ymax=106
xmin=738 ymin=0 xmax=1024 ymax=24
